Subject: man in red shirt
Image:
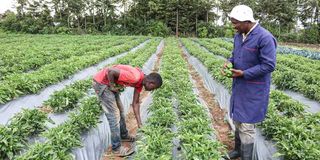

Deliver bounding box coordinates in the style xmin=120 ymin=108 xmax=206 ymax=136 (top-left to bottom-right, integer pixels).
xmin=93 ymin=64 xmax=162 ymax=157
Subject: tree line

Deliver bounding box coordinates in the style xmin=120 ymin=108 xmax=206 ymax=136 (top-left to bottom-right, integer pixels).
xmin=0 ymin=0 xmax=319 ymax=43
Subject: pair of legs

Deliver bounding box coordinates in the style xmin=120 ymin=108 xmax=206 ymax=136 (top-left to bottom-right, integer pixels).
xmin=93 ymin=81 xmax=134 ymax=153
xmin=227 ymin=121 xmax=255 ymax=160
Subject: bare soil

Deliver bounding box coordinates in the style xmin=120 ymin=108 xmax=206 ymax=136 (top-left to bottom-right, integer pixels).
xmin=39 ymin=105 xmax=53 ymax=113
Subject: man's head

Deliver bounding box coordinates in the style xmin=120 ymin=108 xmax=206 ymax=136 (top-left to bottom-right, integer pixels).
xmin=143 ymin=72 xmax=162 ymax=91
xmin=229 ymin=5 xmax=256 ymax=33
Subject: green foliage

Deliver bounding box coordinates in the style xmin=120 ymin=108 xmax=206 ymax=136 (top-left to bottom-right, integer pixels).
xmin=223 ymin=23 xmax=235 ymax=38
xmin=0 ymin=0 xmax=318 ymax=41
xmin=184 ymin=37 xmax=320 ymax=159
xmin=44 ymin=79 xmax=92 ymax=112
xmin=135 ymin=38 xmax=224 ymax=159
xmin=16 ymin=97 xmax=102 ymax=160
xmin=0 ymin=109 xmax=50 ymax=159
xmin=301 ymin=24 xmax=319 ymax=44
xmin=15 ymin=36 xmax=160 ymax=159
xmin=200 ymin=37 xmax=320 ymax=102
xmin=56 ymin=26 xmax=71 ymax=34
xmin=0 ymin=36 xmax=147 ymax=104
xmin=0 ymin=11 xmax=21 ymax=32
xmin=146 ymin=21 xmax=171 ymax=37
xmin=197 ymin=21 xmax=226 ymax=38
xmin=198 ymin=26 xmax=208 ymax=38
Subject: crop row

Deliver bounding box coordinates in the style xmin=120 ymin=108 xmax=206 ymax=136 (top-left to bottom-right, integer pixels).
xmin=195 ymin=38 xmax=320 ymax=102
xmin=16 ymin=97 xmax=101 ymax=159
xmin=175 ymin=40 xmax=224 ymax=159
xmin=0 ymin=38 xmax=147 ymax=104
xmin=200 ymin=38 xmax=320 ymax=71
xmin=218 ymin=37 xmax=320 ymax=60
xmin=135 ymin=38 xmax=177 ymax=159
xmin=0 ymin=36 xmax=135 ymax=79
xmin=260 ymin=91 xmax=320 ymax=160
xmin=0 ymin=35 xmax=138 ymax=60
xmin=0 ymin=109 xmax=50 ymax=159
xmin=181 ymin=38 xmax=320 ymax=159
xmin=42 ymin=38 xmax=161 ymax=114
xmin=13 ymin=38 xmax=162 ymax=159
xmin=135 ymin=38 xmax=224 ymax=159
xmin=201 ymin=38 xmax=320 ymax=77
xmin=277 ymin=46 xmax=320 ymax=60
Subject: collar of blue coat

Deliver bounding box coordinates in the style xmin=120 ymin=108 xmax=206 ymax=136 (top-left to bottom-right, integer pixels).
xmin=249 ymin=22 xmax=260 ymax=35
xmin=237 ymin=23 xmax=260 ymax=43
xmin=242 ymin=22 xmax=259 ymax=38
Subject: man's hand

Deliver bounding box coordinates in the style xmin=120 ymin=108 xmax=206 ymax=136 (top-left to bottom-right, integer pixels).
xmin=132 ymin=103 xmax=142 ymax=128
xmin=109 ymin=87 xmax=119 ymax=92
xmin=109 ymin=83 xmax=120 ymax=93
xmin=221 ymin=61 xmax=230 ymax=76
xmin=137 ymin=122 xmax=142 ymax=128
xmin=231 ymin=69 xmax=244 ymax=77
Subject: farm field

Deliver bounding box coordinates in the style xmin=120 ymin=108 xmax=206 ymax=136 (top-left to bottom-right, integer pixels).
xmin=0 ymin=34 xmax=319 ymax=160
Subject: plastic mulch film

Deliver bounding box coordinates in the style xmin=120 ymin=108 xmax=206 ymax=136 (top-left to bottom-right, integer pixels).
xmin=171 ymin=98 xmax=182 ymax=160
xmin=72 ymin=113 xmax=111 ymax=160
xmin=182 ymin=46 xmax=280 ymax=160
xmin=270 ymin=85 xmax=320 ymax=114
xmin=0 ymin=40 xmax=150 ymax=126
xmin=72 ymin=40 xmax=164 ymax=160
xmin=253 ymin=129 xmax=283 ymax=160
xmin=281 ymin=90 xmax=320 ymax=113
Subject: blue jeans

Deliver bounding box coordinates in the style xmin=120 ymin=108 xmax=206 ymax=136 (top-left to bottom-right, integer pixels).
xmin=93 ymin=80 xmax=128 ymax=150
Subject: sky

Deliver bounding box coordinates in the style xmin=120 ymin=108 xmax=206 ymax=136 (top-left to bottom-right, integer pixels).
xmin=0 ymin=0 xmax=16 ymax=14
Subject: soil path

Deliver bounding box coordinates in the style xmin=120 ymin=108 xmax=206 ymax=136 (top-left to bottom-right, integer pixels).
xmin=179 ymin=43 xmax=234 ymax=152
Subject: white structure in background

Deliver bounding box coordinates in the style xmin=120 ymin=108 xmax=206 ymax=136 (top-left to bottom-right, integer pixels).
xmin=0 ymin=0 xmax=16 ymax=14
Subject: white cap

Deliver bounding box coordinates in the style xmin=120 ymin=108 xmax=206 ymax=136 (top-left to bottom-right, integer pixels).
xmin=229 ymin=5 xmax=256 ymax=22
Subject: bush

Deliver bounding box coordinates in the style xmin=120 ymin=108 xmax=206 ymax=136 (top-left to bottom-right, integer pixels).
xmin=146 ymin=21 xmax=170 ymax=37
xmin=197 ymin=21 xmax=226 ymax=38
xmin=223 ymin=23 xmax=235 ymax=38
xmin=40 ymin=26 xmax=54 ymax=34
xmin=280 ymin=32 xmax=300 ymax=43
xmin=0 ymin=11 xmax=21 ymax=32
xmin=55 ymin=26 xmax=71 ymax=34
xmin=301 ymin=24 xmax=319 ymax=44
xmin=198 ymin=26 xmax=208 ymax=38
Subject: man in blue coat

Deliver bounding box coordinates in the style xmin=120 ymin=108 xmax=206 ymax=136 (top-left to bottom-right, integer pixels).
xmin=222 ymin=5 xmax=277 ymax=160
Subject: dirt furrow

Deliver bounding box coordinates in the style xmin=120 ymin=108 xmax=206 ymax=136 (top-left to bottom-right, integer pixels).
xmin=179 ymin=43 xmax=234 ymax=151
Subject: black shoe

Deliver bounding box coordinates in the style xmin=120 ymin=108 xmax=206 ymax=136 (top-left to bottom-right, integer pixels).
xmin=241 ymin=143 xmax=254 ymax=160
xmin=223 ymin=150 xmax=241 ymax=159
xmin=223 ymin=130 xmax=241 ymax=159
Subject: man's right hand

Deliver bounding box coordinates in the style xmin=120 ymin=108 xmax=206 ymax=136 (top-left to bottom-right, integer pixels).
xmin=109 ymin=87 xmax=119 ymax=93
xmin=221 ymin=61 xmax=231 ymax=76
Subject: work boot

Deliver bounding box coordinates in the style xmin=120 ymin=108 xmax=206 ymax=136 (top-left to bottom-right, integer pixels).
xmin=112 ymin=146 xmax=135 ymax=157
xmin=121 ymin=134 xmax=136 ymax=142
xmin=240 ymin=143 xmax=254 ymax=160
xmin=224 ymin=130 xmax=241 ymax=159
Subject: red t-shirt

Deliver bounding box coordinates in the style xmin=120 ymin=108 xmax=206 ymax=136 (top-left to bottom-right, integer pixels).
xmin=94 ymin=65 xmax=145 ymax=92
